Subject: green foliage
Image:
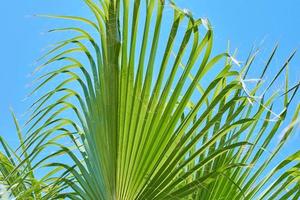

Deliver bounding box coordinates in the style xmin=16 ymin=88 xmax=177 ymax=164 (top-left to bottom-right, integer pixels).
xmin=0 ymin=0 xmax=300 ymax=199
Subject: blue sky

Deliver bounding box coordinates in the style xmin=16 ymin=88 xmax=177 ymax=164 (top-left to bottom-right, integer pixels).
xmin=0 ymin=0 xmax=299 ymax=163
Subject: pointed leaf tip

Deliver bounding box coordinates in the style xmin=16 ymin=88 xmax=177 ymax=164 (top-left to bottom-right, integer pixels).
xmin=201 ymin=18 xmax=211 ymax=30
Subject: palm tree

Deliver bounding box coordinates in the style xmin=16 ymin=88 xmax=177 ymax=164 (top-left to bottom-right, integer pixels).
xmin=1 ymin=0 xmax=300 ymax=199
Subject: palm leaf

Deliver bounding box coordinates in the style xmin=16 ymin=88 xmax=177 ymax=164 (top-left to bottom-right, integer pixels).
xmin=1 ymin=0 xmax=299 ymax=199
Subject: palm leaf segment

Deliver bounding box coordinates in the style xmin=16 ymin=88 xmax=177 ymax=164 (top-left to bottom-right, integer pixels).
xmin=1 ymin=0 xmax=300 ymax=199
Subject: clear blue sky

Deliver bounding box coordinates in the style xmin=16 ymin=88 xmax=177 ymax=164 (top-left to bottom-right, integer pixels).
xmin=0 ymin=0 xmax=299 ymax=162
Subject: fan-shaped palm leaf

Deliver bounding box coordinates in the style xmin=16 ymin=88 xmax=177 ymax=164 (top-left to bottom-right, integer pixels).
xmin=1 ymin=0 xmax=300 ymax=199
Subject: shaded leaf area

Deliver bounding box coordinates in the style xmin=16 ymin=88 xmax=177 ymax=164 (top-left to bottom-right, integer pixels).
xmin=1 ymin=0 xmax=300 ymax=199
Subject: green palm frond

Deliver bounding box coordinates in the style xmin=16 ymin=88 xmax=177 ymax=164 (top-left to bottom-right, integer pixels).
xmin=1 ymin=0 xmax=299 ymax=199
xmin=0 ymin=111 xmax=66 ymax=200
